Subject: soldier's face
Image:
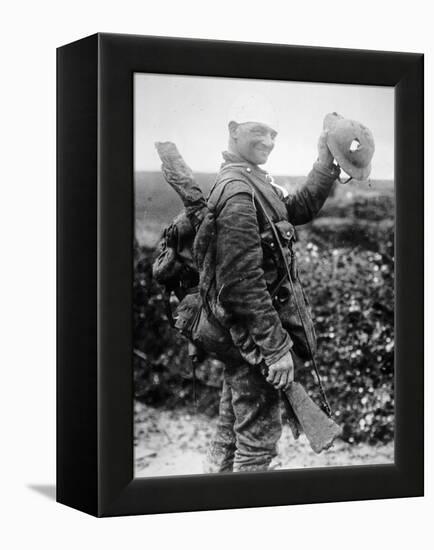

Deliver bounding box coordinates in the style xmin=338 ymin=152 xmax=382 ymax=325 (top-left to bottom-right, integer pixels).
xmin=230 ymin=121 xmax=277 ymax=165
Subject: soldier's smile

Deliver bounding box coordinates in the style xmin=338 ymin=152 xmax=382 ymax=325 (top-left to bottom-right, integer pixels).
xmin=231 ymin=121 xmax=278 ymax=165
xmin=255 ymin=145 xmax=273 ymax=160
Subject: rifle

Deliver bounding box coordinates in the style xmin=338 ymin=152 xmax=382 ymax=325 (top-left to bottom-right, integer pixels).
xmin=155 ymin=141 xmax=342 ymax=453
xmin=281 ymin=384 xmax=342 ymax=453
xmin=257 ymin=362 xmax=341 ymax=454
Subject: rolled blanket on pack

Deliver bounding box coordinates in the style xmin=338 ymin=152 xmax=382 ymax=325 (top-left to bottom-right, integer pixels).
xmin=155 ymin=141 xmax=207 ymax=229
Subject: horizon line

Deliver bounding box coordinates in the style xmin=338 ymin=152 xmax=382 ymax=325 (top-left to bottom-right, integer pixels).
xmin=134 ymin=169 xmax=394 ymax=181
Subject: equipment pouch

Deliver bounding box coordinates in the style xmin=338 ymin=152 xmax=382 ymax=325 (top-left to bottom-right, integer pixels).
xmin=174 ymin=291 xmax=239 ymax=362
xmin=275 ymin=220 xmax=297 ymax=278
xmin=174 ymin=292 xmax=201 ymax=337
xmin=274 ymin=220 xmax=296 ymax=245
xmin=259 ymin=226 xmax=280 ymax=288
xmin=192 ymin=306 xmax=236 ymax=359
xmin=260 ymin=220 xmax=295 ymax=252
xmin=260 ymin=220 xmax=297 ymax=284
xmin=153 ymin=214 xmax=197 ymax=286
xmin=152 ymin=245 xmax=180 ymax=285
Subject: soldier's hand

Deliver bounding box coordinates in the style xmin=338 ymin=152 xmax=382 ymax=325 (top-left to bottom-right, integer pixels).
xmin=317 ymin=131 xmax=334 ymax=168
xmin=266 ymin=351 xmax=294 ymax=390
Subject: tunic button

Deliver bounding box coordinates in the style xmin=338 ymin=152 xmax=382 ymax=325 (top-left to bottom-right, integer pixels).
xmin=246 ymin=167 xmax=251 ymax=173
xmin=286 ymin=231 xmax=291 ymax=237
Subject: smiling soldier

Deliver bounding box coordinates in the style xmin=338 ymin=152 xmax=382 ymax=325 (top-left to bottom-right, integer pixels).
xmin=201 ymin=95 xmax=341 ymax=472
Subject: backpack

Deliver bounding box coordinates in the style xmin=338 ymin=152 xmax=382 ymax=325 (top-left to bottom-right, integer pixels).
xmin=152 ymin=173 xmax=295 ymax=363
xmin=152 ymin=191 xmax=240 ymax=363
xmin=152 ymin=210 xmax=198 ymax=305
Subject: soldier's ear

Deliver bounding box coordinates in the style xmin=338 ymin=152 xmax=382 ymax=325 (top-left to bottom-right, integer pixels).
xmin=228 ymin=120 xmax=239 ymax=139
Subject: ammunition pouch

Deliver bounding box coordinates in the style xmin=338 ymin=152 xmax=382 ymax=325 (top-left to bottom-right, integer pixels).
xmin=260 ymin=219 xmax=316 ymax=359
xmin=272 ymin=278 xmax=317 ymax=360
xmin=260 ymin=219 xmax=297 ymax=288
xmin=260 ymin=219 xmax=295 ymax=251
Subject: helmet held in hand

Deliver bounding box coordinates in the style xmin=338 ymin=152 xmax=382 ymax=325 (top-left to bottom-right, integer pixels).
xmin=323 ymin=112 xmax=375 ymax=181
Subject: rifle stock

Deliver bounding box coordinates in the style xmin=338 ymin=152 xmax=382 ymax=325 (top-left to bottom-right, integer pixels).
xmin=282 ymin=382 xmax=342 ymax=454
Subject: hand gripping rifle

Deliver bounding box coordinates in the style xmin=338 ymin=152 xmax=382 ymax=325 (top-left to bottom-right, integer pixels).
xmin=154 ymin=142 xmax=342 ymax=454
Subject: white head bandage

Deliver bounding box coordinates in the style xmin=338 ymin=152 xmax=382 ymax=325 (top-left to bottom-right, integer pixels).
xmin=228 ymin=93 xmax=279 ymax=131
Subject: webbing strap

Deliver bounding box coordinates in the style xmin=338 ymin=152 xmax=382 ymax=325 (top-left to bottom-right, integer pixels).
xmin=251 ymin=189 xmax=333 ymax=417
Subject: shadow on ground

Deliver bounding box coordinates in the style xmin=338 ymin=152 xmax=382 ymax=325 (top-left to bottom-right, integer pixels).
xmin=27 ymin=484 xmax=56 ymax=501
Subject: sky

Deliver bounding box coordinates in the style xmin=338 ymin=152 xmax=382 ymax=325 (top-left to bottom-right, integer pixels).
xmin=134 ymin=73 xmax=394 ymax=179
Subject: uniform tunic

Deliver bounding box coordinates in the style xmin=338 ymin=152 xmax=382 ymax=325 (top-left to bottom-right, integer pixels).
xmin=205 ymin=151 xmax=340 ymax=472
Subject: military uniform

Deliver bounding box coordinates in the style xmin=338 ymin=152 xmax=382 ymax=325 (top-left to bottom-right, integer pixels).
xmin=204 ymin=151 xmax=340 ymax=472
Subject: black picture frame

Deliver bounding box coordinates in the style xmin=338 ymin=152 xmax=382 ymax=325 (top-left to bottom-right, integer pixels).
xmin=57 ymin=33 xmax=424 ymax=517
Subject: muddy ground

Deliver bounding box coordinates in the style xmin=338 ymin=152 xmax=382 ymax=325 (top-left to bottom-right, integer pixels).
xmin=134 ymin=401 xmax=394 ymax=477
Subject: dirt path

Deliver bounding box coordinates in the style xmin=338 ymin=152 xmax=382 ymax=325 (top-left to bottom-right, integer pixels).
xmin=134 ymin=401 xmax=394 ymax=477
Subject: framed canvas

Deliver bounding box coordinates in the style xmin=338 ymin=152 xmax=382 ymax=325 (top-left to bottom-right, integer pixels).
xmin=57 ymin=33 xmax=423 ymax=517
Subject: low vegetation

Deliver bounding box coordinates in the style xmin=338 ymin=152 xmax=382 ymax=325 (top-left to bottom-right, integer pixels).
xmin=134 ymin=177 xmax=394 ymax=444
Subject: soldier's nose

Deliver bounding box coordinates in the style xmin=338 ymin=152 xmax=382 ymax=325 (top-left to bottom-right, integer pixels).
xmin=262 ymin=134 xmax=274 ymax=148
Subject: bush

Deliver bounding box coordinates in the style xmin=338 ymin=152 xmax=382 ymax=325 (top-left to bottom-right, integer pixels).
xmin=294 ymin=243 xmax=394 ymax=443
xmin=299 ymin=218 xmax=394 ymax=258
xmin=319 ymin=191 xmax=395 ymax=222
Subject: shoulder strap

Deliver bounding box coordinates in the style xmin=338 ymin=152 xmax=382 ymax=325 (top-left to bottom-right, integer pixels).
xmin=209 ymin=169 xmax=285 ymax=223
xmin=208 ymin=175 xmax=253 ymax=214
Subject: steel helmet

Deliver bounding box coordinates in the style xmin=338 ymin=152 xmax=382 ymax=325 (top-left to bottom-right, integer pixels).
xmin=323 ymin=112 xmax=375 ymax=181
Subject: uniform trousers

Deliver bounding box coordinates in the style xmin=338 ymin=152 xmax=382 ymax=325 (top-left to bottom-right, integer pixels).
xmin=206 ymin=361 xmax=282 ymax=472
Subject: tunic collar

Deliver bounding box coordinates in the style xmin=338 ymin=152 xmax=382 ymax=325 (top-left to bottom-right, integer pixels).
xmin=221 ymin=151 xmax=288 ymax=198
xmin=221 ymin=150 xmax=268 ymax=176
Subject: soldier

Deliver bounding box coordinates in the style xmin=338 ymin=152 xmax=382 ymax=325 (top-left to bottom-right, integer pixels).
xmin=202 ymin=100 xmax=341 ymax=473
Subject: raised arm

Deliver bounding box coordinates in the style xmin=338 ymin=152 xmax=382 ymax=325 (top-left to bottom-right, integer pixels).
xmin=285 ymin=132 xmax=341 ymax=225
